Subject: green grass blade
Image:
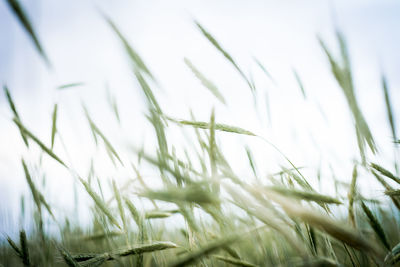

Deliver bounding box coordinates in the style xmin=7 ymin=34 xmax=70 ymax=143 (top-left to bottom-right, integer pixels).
xmin=84 ymin=107 xmax=123 ymax=165
xmin=73 ymin=254 xmax=99 ymax=262
xmin=170 ymin=237 xmax=237 ymax=266
xmin=116 ymin=241 xmax=178 ymax=257
xmin=381 ymin=75 xmax=397 ymax=141
xmin=269 ymin=192 xmax=384 ymax=259
xmin=104 ymin=15 xmax=154 ymax=81
xmin=245 ymin=146 xmax=257 ymax=178
xmin=167 ymin=117 xmax=256 ymax=136
xmin=361 ymin=202 xmax=390 ymax=250
xmin=56 ymin=244 xmax=82 ymax=267
xmin=267 ymin=186 xmax=342 ymax=205
xmin=5 ymin=0 xmax=50 ymax=65
xmin=38 ymin=192 xmax=55 ymax=220
xmin=371 ymin=163 xmax=400 ymax=185
xmin=145 ymin=210 xmax=174 ymax=219
xmin=6 ymin=232 xmax=32 ymax=267
xmin=384 ymin=190 xmax=400 ymax=196
xmin=209 ymin=108 xmax=219 ymax=194
xmin=72 ymin=242 xmax=177 ymax=263
xmin=319 ymin=31 xmax=376 ymax=157
xmin=21 ymin=159 xmax=55 ymax=221
xmin=73 ymin=244 xmax=178 ymax=267
xmin=21 ymin=159 xmax=42 ymax=213
xmin=146 ymin=108 xmax=168 ymax=160
xmin=195 ymin=21 xmax=254 ymax=91
xmin=348 ymin=165 xmax=358 ymax=227
xmin=3 ymin=86 xmax=20 ymax=120
xmin=80 ymin=253 xmax=110 ymax=267
xmin=184 ymin=58 xmax=226 ymax=105
xmin=4 ymin=85 xmax=29 ymax=147
xmin=134 ymin=69 xmax=162 ymax=115
xmin=50 ymin=103 xmax=58 ymax=149
xmin=292 ymin=68 xmax=306 ymax=99
xmin=278 ymin=167 xmax=312 ymax=191
xmin=80 ymin=231 xmax=123 ymax=241
xmin=14 ymin=119 xmax=67 ymax=167
xmin=112 ymin=180 xmax=126 ymax=231
xmin=19 ymin=231 xmax=31 ymax=267
xmin=6 ymin=236 xmax=22 ymax=258
xmin=254 ymin=57 xmax=276 ymax=84
xmin=79 ymin=177 xmax=121 ymax=230
xmin=106 ymin=87 xmax=120 ymax=124
xmin=124 ymin=198 xmax=141 ymax=228
xmin=57 ymin=82 xmax=85 ymax=89
xmin=170 ymin=228 xmax=257 ymax=267
xmin=136 ymin=150 xmax=190 ymax=184
xmin=371 ymin=170 xmax=400 ymax=210
xmin=125 ymin=197 xmax=147 ymax=245
xmin=143 ymin=184 xmax=219 ymax=205
xmin=355 ymin=126 xmax=366 ymax=164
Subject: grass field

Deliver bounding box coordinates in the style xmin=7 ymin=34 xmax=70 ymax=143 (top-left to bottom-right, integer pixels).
xmin=1 ymin=1 xmax=400 ymax=266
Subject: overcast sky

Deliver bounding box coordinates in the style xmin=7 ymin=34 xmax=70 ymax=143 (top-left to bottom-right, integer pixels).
xmin=1 ymin=0 xmax=400 ymax=232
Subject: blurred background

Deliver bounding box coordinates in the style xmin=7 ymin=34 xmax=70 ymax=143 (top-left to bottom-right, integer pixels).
xmin=1 ymin=0 xmax=400 ymax=236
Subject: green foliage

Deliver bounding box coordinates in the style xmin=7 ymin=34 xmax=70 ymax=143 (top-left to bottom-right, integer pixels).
xmin=319 ymin=31 xmax=376 ymax=162
xmin=184 ymin=57 xmax=226 ymax=105
xmin=2 ymin=12 xmax=400 ymax=267
xmin=195 ymin=21 xmax=254 ymax=91
xmin=5 ymin=0 xmax=50 ymax=65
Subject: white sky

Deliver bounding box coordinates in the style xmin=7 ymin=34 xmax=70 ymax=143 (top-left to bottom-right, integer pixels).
xmin=1 ymin=0 xmax=400 ymax=233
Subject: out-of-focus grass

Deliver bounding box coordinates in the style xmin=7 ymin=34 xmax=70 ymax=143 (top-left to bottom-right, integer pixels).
xmin=1 ymin=4 xmax=400 ymax=267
